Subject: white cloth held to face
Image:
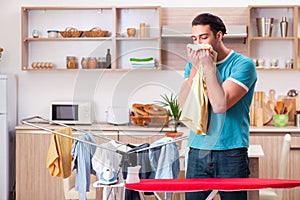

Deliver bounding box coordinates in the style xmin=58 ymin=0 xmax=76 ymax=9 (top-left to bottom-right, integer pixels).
xmin=180 ymin=44 xmax=217 ymax=135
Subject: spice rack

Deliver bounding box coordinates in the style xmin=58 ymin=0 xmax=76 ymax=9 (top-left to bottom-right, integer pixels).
xmin=21 ymin=6 xmax=161 ymax=71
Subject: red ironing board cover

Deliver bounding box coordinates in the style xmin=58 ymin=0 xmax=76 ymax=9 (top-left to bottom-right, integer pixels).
xmin=126 ymin=178 xmax=300 ymax=192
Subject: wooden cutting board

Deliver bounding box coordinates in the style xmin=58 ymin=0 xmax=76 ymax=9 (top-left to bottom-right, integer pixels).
xmin=250 ymin=91 xmax=273 ymax=126
xmin=263 ymin=102 xmax=273 ymax=125
xmin=255 ymin=91 xmax=264 ymax=127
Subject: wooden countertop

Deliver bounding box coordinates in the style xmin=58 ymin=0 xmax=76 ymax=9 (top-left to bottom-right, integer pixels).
xmin=16 ymin=123 xmax=300 ymax=133
xmin=250 ymin=126 xmax=300 ymax=133
xmin=15 ymin=122 xmax=183 ymax=134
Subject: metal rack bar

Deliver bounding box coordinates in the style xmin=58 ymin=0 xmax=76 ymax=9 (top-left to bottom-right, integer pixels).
xmin=21 ymin=115 xmax=188 ymax=154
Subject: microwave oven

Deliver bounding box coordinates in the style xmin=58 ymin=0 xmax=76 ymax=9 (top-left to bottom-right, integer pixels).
xmin=50 ymin=101 xmax=92 ymax=124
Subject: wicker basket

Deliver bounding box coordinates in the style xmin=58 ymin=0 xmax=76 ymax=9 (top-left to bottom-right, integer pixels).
xmin=84 ymin=27 xmax=108 ymax=37
xmin=60 ymin=27 xmax=83 ymax=38
xmin=131 ymin=115 xmax=169 ymax=127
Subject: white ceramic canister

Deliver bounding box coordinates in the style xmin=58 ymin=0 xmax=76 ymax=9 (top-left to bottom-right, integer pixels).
xmin=47 ymin=30 xmax=59 ymax=38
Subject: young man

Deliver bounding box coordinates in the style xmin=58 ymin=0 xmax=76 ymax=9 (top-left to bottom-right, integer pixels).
xmin=178 ymin=13 xmax=257 ymax=200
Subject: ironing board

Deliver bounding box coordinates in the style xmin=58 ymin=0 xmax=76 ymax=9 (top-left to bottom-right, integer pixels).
xmin=126 ymin=178 xmax=300 ymax=200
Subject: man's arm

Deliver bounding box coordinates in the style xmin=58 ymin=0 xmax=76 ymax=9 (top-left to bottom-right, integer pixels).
xmin=179 ymin=49 xmax=247 ymax=113
xmin=203 ymin=62 xmax=247 ymax=113
xmin=178 ymin=66 xmax=197 ymax=109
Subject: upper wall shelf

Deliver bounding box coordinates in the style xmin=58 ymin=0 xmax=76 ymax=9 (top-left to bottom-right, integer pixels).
xmin=21 ymin=6 xmax=161 ymax=71
xmin=23 ymin=37 xmax=113 ymax=42
xmin=247 ymin=5 xmax=299 ymax=70
xmin=161 ymin=25 xmax=247 ymax=39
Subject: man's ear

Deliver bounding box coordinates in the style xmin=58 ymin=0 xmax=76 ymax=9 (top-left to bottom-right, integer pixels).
xmin=217 ymin=31 xmax=223 ymax=41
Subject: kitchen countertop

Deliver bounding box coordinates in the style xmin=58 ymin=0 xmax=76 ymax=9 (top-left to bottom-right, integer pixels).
xmin=16 ymin=122 xmax=300 ymax=133
xmin=250 ymin=126 xmax=300 ymax=133
xmin=15 ymin=122 xmax=184 ymax=134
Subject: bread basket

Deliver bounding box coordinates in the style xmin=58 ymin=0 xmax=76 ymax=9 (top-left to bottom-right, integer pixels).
xmin=60 ymin=27 xmax=83 ymax=38
xmin=131 ymin=115 xmax=169 ymax=127
xmin=84 ymin=27 xmax=108 ymax=37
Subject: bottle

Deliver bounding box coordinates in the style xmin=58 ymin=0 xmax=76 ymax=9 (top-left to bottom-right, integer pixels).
xmin=280 ymin=17 xmax=288 ymax=37
xmin=97 ymin=57 xmax=106 ymax=68
xmin=106 ymin=49 xmax=111 ymax=69
xmin=140 ymin=23 xmax=146 ymax=37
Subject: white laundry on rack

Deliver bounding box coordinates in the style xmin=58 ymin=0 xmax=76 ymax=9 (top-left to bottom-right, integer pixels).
xmin=92 ymin=140 xmax=123 ymax=200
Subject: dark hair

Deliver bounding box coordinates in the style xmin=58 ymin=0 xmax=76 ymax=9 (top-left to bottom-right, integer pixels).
xmin=192 ymin=13 xmax=227 ymax=36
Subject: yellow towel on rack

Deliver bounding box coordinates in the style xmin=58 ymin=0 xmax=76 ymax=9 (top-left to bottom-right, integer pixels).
xmin=180 ymin=44 xmax=217 ymax=135
xmin=46 ymin=127 xmax=73 ymax=178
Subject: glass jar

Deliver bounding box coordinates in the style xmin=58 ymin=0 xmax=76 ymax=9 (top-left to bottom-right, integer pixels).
xmin=88 ymin=57 xmax=97 ymax=69
xmin=97 ymin=57 xmax=106 ymax=68
xmin=81 ymin=57 xmax=89 ymax=69
xmin=66 ymin=56 xmax=78 ymax=69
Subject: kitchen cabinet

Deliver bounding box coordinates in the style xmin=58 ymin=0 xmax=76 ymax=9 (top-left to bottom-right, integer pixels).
xmin=289 ymin=133 xmax=300 ymax=199
xmin=250 ymin=130 xmax=300 ymax=200
xmin=15 ymin=127 xmax=118 ymax=200
xmin=21 ymin=6 xmax=161 ymax=71
xmin=15 ymin=123 xmax=179 ymax=200
xmin=16 ymin=133 xmax=65 ymax=200
xmin=247 ymin=5 xmax=299 ymax=70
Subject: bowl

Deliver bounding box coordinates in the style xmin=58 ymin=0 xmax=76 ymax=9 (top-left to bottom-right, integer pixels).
xmin=273 ymin=114 xmax=289 ymax=127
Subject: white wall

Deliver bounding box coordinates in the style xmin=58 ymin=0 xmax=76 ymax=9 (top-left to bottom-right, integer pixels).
xmin=1 ymin=0 xmax=300 ymax=123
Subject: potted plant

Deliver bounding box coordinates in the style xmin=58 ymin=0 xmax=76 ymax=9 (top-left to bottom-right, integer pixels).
xmin=156 ymin=93 xmax=183 ymax=136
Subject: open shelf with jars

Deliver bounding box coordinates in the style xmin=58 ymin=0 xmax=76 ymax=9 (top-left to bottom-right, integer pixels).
xmin=21 ymin=6 xmax=161 ymax=71
xmin=248 ymin=5 xmax=299 ymax=70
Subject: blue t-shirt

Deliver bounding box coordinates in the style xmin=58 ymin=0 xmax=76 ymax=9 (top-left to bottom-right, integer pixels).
xmin=184 ymin=51 xmax=257 ymax=150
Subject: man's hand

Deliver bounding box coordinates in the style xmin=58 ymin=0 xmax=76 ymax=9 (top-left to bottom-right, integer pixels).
xmin=187 ymin=47 xmax=214 ymax=72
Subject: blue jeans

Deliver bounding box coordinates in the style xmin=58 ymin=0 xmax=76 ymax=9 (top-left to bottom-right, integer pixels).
xmin=185 ymin=148 xmax=250 ymax=200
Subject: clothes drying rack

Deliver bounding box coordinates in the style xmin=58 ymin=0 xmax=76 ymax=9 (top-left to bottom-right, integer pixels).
xmin=21 ymin=116 xmax=188 ymax=200
xmin=21 ymin=115 xmax=188 ymax=155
